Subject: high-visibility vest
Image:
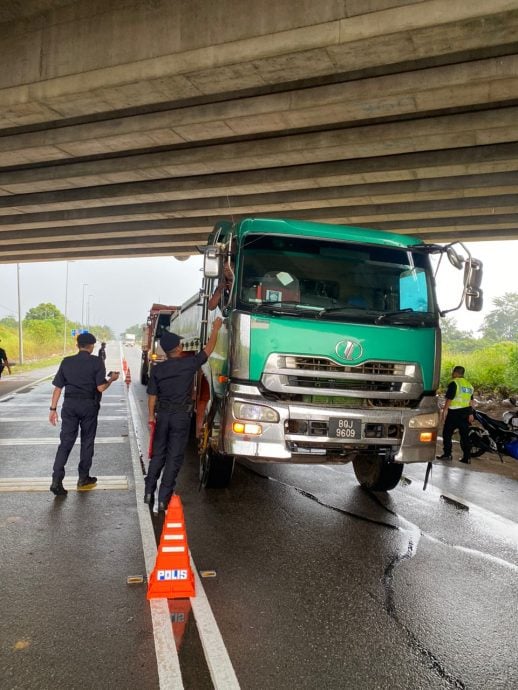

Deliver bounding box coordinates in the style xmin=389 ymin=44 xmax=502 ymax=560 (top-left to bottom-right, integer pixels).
xmin=449 ymin=377 xmax=474 ymax=409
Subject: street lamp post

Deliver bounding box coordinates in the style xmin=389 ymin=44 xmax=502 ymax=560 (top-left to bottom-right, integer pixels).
xmin=81 ymin=283 xmax=88 ymax=330
xmin=87 ymin=294 xmax=93 ymax=331
xmin=63 ymin=262 xmax=70 ymax=355
xmin=16 ymin=263 xmax=24 ymax=365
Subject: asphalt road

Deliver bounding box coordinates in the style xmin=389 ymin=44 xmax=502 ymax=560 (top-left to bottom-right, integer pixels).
xmin=1 ymin=346 xmax=516 ymax=689
xmin=128 ymin=346 xmax=518 ymax=690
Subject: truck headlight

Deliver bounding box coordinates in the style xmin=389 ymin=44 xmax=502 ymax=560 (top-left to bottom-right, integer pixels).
xmin=409 ymin=412 xmax=439 ymax=429
xmin=233 ymin=402 xmax=279 ymax=423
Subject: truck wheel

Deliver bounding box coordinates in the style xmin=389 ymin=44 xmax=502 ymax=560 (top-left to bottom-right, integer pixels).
xmin=140 ymin=355 xmax=149 ymax=385
xmin=352 ymin=455 xmax=403 ymax=491
xmin=468 ymin=428 xmax=489 ymax=458
xmin=199 ymin=447 xmax=235 ymax=488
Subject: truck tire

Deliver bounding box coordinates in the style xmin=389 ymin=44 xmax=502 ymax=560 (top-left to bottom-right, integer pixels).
xmin=352 ymin=455 xmax=403 ymax=491
xmin=140 ymin=354 xmax=149 ymax=385
xmin=199 ymin=447 xmax=235 ymax=488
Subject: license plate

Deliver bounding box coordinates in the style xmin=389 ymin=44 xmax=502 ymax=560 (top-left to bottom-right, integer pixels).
xmin=328 ymin=418 xmax=361 ymax=440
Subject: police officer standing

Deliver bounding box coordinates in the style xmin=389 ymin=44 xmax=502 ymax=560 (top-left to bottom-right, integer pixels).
xmin=437 ymin=365 xmax=474 ymax=464
xmin=145 ymin=317 xmax=223 ymax=511
xmin=98 ymin=341 xmax=107 ymax=361
xmin=49 ymin=332 xmax=120 ymax=496
xmin=0 ymin=338 xmax=12 ymax=379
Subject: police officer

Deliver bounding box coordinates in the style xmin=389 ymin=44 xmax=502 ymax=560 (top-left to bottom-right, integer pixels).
xmin=98 ymin=341 xmax=107 ymax=361
xmin=0 ymin=338 xmax=12 ymax=379
xmin=145 ymin=317 xmax=223 ymax=511
xmin=437 ymin=365 xmax=474 ymax=464
xmin=49 ymin=332 xmax=120 ymax=496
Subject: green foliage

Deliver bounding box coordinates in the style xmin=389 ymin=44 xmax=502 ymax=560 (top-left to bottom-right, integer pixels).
xmin=0 ymin=303 xmax=114 ymax=364
xmin=24 ymin=302 xmax=64 ymax=321
xmin=0 ymin=316 xmax=18 ymax=328
xmin=480 ymin=292 xmax=518 ymax=341
xmin=122 ymin=323 xmax=144 ymax=338
xmin=441 ymin=342 xmax=518 ymax=397
xmin=440 ymin=317 xmax=479 ymax=352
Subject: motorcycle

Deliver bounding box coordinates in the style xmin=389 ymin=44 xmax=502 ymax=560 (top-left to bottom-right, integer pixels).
xmin=468 ymin=401 xmax=518 ymax=462
xmin=502 ymin=396 xmax=518 ymax=431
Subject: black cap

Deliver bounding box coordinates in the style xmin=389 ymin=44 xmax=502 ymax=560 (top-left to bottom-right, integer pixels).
xmin=160 ymin=331 xmax=182 ymax=352
xmin=77 ymin=332 xmax=97 ymax=346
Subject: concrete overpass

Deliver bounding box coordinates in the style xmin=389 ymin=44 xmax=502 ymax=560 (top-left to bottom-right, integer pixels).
xmin=1 ymin=0 xmax=518 ymax=263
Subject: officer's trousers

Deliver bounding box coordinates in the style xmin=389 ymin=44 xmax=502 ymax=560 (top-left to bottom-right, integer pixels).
xmin=442 ymin=407 xmax=471 ymax=460
xmin=145 ymin=410 xmax=191 ymax=504
xmin=52 ymin=399 xmax=99 ymax=481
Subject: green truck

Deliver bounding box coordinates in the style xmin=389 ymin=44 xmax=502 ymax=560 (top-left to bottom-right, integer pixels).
xmin=170 ymin=218 xmax=482 ymax=491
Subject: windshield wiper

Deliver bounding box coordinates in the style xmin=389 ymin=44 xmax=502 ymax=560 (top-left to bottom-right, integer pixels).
xmin=252 ymin=301 xmax=320 ymax=316
xmin=317 ymin=306 xmax=372 ymax=318
xmin=375 ymin=309 xmax=426 ymax=324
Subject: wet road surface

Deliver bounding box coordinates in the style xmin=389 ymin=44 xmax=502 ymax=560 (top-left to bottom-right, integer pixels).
xmin=1 ymin=347 xmax=517 ymax=689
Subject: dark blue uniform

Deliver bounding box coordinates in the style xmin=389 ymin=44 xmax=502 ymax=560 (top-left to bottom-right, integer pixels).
xmin=146 ymin=350 xmax=207 ymax=504
xmin=51 ymin=351 xmax=106 ymax=482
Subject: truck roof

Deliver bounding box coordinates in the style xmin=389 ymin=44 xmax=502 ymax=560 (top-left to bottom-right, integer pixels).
xmin=149 ymin=303 xmax=178 ymax=312
xmin=233 ymin=218 xmax=422 ymax=249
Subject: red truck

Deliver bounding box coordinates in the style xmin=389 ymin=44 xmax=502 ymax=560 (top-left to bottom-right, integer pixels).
xmin=140 ymin=303 xmax=178 ymax=385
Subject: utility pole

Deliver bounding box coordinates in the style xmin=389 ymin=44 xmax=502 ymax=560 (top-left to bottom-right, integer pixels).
xmin=81 ymin=283 xmax=88 ymax=330
xmin=16 ymin=263 xmax=24 ymax=365
xmin=63 ymin=262 xmax=70 ymax=355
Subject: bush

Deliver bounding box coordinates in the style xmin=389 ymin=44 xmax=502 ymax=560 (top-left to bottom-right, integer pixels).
xmin=441 ymin=341 xmax=518 ymax=397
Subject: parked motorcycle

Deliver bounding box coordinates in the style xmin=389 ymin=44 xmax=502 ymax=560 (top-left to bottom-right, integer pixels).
xmin=468 ymin=403 xmax=518 ymax=461
xmin=502 ymin=396 xmax=518 ymax=431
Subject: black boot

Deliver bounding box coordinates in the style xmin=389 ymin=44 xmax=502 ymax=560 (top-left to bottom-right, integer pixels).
xmin=50 ymin=480 xmax=68 ymax=496
xmin=436 ymin=453 xmax=452 ymax=461
xmin=144 ymin=493 xmax=154 ymax=510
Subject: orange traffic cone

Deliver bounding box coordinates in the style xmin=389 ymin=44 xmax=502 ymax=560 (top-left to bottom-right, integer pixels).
xmin=122 ymin=358 xmax=128 ymax=373
xmin=147 ymin=496 xmax=195 ymax=599
xmin=125 ymin=368 xmax=131 ymax=385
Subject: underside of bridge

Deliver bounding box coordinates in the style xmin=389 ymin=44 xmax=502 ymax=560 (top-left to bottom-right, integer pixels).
xmin=1 ymin=0 xmax=518 ymax=263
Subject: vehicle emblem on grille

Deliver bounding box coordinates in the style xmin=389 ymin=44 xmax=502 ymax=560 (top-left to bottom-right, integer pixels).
xmin=335 ymin=339 xmax=363 ymax=362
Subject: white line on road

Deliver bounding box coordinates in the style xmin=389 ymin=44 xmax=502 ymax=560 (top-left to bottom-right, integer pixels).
xmin=0 ymin=402 xmax=124 ymax=407
xmin=0 ymin=476 xmax=129 ymax=491
xmin=0 ymin=416 xmax=126 ymax=422
xmin=126 ymin=385 xmax=184 ymax=690
xmin=0 ymin=437 xmax=125 ymax=445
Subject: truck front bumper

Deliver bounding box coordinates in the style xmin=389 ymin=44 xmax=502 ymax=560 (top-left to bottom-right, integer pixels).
xmin=223 ymin=385 xmax=438 ymax=464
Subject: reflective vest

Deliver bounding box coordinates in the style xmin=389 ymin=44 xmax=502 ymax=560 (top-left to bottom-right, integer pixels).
xmin=449 ymin=377 xmax=474 ymax=409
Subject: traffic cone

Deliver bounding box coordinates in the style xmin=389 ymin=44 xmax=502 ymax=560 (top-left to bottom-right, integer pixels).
xmin=122 ymin=358 xmax=128 ymax=373
xmin=125 ymin=368 xmax=131 ymax=385
xmin=147 ymin=496 xmax=195 ymax=599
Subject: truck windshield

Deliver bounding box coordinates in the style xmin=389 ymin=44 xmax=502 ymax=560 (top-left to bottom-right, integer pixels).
xmin=237 ymin=234 xmax=438 ymax=325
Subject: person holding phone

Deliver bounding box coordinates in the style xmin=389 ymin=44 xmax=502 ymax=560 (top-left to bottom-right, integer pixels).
xmin=48 ymin=332 xmax=120 ymax=496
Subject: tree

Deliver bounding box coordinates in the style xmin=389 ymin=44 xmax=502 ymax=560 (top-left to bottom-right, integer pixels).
xmin=480 ymin=292 xmax=518 ymax=341
xmin=24 ymin=303 xmax=64 ymax=321
xmin=440 ymin=316 xmax=478 ymax=352
xmin=123 ymin=323 xmax=145 ymax=337
xmin=0 ymin=316 xmax=17 ymax=328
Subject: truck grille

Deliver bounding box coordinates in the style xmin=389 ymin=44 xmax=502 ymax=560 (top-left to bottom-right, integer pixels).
xmin=262 ymin=354 xmax=422 ymax=408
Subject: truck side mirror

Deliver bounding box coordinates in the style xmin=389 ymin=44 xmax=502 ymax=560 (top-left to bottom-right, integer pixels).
xmin=464 ymin=258 xmax=483 ymax=289
xmin=466 ymin=288 xmax=483 ymax=312
xmin=203 ymin=246 xmax=220 ymax=278
xmin=446 ymin=246 xmax=463 ymax=270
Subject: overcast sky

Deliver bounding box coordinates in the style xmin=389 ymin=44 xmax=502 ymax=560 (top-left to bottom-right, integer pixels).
xmin=0 ymin=240 xmax=516 ymax=337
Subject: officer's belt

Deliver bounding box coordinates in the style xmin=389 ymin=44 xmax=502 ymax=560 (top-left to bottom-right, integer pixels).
xmin=157 ymin=400 xmax=192 ymax=413
xmin=64 ymin=392 xmax=97 ymax=400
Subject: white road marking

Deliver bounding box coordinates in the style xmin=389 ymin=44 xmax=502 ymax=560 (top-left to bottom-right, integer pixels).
xmin=0 ymin=476 xmax=129 ymax=492
xmin=0 ymin=437 xmax=125 ymax=445
xmin=0 ymin=402 xmax=124 ymax=407
xmin=190 ymin=562 xmax=241 ymax=689
xmin=0 ymin=374 xmax=53 ymax=401
xmin=0 ymin=416 xmax=126 ymax=422
xmin=126 ymin=380 xmax=240 ymax=690
xmin=126 ymin=384 xmax=184 ymax=690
